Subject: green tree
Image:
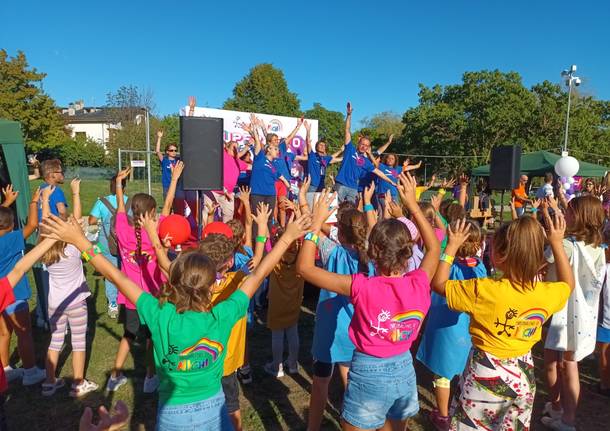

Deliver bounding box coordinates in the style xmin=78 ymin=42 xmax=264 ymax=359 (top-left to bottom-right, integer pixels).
xmin=0 ymin=50 xmax=66 ymax=151
xmin=303 ymin=103 xmax=344 ymax=151
xmin=224 ymin=64 xmax=301 ymax=116
xmin=358 ymin=111 xmax=405 ymax=149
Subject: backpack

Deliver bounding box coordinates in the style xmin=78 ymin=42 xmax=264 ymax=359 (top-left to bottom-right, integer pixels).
xmin=99 ymin=196 xmax=130 ymax=256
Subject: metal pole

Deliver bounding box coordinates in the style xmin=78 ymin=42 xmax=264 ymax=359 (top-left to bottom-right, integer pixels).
xmin=118 ymin=148 xmax=122 ymax=171
xmin=563 ymin=79 xmax=573 ymax=153
xmin=145 ymin=109 xmax=152 ymax=195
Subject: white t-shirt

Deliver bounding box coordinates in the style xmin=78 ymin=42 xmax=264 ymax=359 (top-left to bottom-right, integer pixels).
xmin=46 ymin=244 xmax=90 ymax=310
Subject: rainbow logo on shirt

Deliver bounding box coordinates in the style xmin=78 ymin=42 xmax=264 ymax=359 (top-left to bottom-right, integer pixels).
xmin=180 ymin=337 xmax=224 ymax=361
xmin=517 ymin=308 xmax=548 ymax=338
xmin=390 ymin=310 xmax=424 ymax=342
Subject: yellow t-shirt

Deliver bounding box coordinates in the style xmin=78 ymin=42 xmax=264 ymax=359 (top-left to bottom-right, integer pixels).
xmin=446 ymin=277 xmax=570 ymax=358
xmin=267 ymin=261 xmax=304 ymax=331
xmin=211 ymin=271 xmax=247 ymax=376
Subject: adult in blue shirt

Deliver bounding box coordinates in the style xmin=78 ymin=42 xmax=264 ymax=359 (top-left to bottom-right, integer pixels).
xmin=334 ymin=103 xmax=396 ymax=203
xmin=242 ymin=115 xmax=290 ymax=232
xmin=305 ymin=120 xmax=344 ymax=207
xmin=154 ymin=129 xmax=179 ymax=199
xmin=89 ymin=175 xmax=128 ymax=319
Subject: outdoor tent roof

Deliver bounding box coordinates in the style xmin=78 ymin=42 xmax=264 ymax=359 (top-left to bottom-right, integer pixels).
xmin=472 ymin=150 xmax=609 ymax=177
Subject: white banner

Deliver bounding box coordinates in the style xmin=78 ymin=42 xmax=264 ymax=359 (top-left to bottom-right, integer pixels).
xmin=180 ymin=106 xmax=319 ymax=181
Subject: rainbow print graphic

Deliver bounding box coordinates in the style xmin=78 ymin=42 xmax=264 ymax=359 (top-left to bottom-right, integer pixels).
xmin=518 ymin=308 xmax=548 ymax=338
xmin=180 ymin=337 xmax=224 ymax=361
xmin=390 ymin=310 xmax=424 ymax=342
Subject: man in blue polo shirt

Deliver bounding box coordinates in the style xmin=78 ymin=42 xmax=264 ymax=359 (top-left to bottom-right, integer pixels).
xmin=334 ymin=102 xmax=396 ymax=203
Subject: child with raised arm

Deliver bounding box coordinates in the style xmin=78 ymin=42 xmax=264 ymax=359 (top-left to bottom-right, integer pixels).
xmin=41 ymin=209 xmax=310 ymax=430
xmin=431 ymin=215 xmax=574 ymax=431
xmin=297 ymin=172 xmax=441 ymax=431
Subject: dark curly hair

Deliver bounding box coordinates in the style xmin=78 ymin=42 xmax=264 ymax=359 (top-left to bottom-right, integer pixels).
xmin=198 ymin=234 xmax=235 ymax=271
xmin=367 ymin=218 xmax=413 ymax=275
xmin=159 ymin=250 xmax=216 ymax=313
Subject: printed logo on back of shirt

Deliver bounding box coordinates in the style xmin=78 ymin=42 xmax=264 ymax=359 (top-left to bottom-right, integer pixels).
xmin=161 ymin=337 xmax=225 ymax=372
xmin=369 ymin=309 xmax=424 ymax=342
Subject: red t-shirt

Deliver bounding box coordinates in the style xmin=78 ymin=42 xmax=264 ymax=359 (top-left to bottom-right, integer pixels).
xmin=0 ymin=277 xmax=16 ymax=392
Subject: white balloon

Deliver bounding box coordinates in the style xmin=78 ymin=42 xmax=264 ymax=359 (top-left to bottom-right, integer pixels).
xmin=563 ymin=182 xmax=571 ymax=190
xmin=555 ymin=156 xmax=580 ymax=178
xmin=567 ymin=177 xmax=575 ymax=184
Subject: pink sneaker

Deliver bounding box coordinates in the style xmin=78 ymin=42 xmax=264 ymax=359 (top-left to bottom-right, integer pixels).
xmin=429 ymin=409 xmax=451 ymax=431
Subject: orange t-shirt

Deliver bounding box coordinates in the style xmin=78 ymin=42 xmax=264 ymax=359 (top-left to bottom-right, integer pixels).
xmin=512 ymin=184 xmax=527 ymax=208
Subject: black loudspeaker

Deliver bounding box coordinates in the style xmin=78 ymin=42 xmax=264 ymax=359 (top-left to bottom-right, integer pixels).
xmin=180 ymin=116 xmax=223 ymax=190
xmin=489 ymin=145 xmax=521 ymax=190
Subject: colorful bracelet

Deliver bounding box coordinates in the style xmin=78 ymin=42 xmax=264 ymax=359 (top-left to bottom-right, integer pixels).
xmin=531 ymin=207 xmax=538 ymax=213
xmin=255 ymin=235 xmax=267 ymax=244
xmin=440 ymin=253 xmax=455 ymax=265
xmin=363 ymin=203 xmax=375 ymax=212
xmin=304 ymin=232 xmax=320 ymax=246
xmin=81 ymin=244 xmax=103 ymax=262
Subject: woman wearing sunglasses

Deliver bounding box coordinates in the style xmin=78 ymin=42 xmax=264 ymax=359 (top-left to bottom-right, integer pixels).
xmin=155 ymin=129 xmax=180 ymax=199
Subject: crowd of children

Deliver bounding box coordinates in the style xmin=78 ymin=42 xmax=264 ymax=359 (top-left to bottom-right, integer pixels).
xmin=0 ymin=101 xmax=608 ymax=431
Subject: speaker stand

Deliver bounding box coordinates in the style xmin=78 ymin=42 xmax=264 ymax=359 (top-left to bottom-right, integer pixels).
xmin=499 ymin=190 xmax=505 ymax=225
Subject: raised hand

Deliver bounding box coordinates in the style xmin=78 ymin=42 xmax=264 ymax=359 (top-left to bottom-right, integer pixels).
xmin=312 ymin=189 xmax=337 ymax=229
xmin=303 ymin=120 xmax=311 ymax=133
xmin=388 ymin=199 xmax=404 ymax=218
xmin=363 ymin=182 xmax=375 ymax=204
xmin=430 ymin=193 xmax=442 ymax=212
xmin=441 ymin=177 xmax=456 ymax=189
xmin=138 ymin=212 xmax=158 ymax=238
xmin=2 ymin=184 xmax=19 ymax=206
xmin=284 ymin=212 xmax=312 ymax=242
xmin=447 ymin=218 xmax=471 ymax=249
xmin=42 ymin=185 xmax=56 ymax=201
xmin=544 ymin=211 xmax=566 ymax=245
xmin=239 ymin=122 xmax=253 ymax=135
xmin=459 ymin=174 xmax=469 ymax=188
xmin=31 ymin=186 xmax=42 ymax=203
xmin=41 ymin=215 xmax=86 ymax=245
xmin=300 ymin=175 xmax=311 ymax=197
xmin=252 ymin=202 xmax=272 ymax=227
xmin=238 ymin=186 xmax=251 ymax=204
xmin=157 ymin=130 xmax=164 ymax=139
xmin=70 ymin=178 xmax=81 ymax=195
xmin=116 ymin=167 xmax=131 ymax=182
xmin=171 ymin=160 xmax=185 ymax=181
xmin=532 ymin=198 xmax=542 ymax=209
xmin=397 ymin=172 xmax=418 ymax=211
xmin=188 ymin=96 xmax=196 ymax=111
xmin=388 ymin=133 xmax=394 ymax=144
xmin=346 ymin=101 xmax=353 ymax=115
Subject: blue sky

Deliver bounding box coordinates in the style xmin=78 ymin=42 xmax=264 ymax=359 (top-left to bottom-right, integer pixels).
xmin=2 ymin=0 xmax=609 ymax=125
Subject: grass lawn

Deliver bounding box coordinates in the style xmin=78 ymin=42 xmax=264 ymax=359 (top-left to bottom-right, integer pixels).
xmin=3 ymin=179 xmax=608 ymax=429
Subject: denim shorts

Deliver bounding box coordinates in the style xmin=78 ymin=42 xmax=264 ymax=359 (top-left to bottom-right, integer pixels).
xmin=342 ymin=350 xmax=419 ymax=429
xmin=335 ymin=183 xmax=359 ymax=204
xmin=156 ymin=390 xmax=233 ymax=431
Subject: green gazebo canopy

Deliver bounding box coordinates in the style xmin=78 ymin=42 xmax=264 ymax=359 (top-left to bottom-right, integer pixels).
xmin=472 ymin=150 xmax=609 ymax=178
xmin=0 ymin=119 xmax=31 ymax=227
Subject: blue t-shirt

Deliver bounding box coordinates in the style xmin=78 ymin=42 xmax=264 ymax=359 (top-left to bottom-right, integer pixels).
xmin=90 ymin=194 xmax=129 ymax=244
xmin=376 ymin=164 xmax=402 ymax=198
xmin=232 ymin=246 xmax=253 ymax=271
xmin=160 ymin=156 xmax=179 ymax=189
xmin=335 ymin=141 xmax=374 ymax=190
xmin=250 ymin=152 xmax=280 ymax=196
xmin=307 ymin=153 xmax=333 ymax=192
xmin=38 ymin=182 xmax=67 ymax=220
xmin=273 ymin=141 xmax=296 ymax=181
xmin=0 ymin=230 xmax=30 ymax=301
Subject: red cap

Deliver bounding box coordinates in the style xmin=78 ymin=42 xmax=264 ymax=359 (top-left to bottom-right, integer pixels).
xmin=201 ymin=221 xmax=233 ymax=239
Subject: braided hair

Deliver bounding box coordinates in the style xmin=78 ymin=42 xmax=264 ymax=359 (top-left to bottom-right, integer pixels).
xmin=129 ymin=193 xmax=157 ymax=264
xmin=337 ymin=208 xmax=369 ymax=272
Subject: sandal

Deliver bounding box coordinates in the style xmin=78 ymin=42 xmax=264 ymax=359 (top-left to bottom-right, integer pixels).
xmin=41 ymin=378 xmax=65 ymax=396
xmin=70 ymin=379 xmax=99 ymax=397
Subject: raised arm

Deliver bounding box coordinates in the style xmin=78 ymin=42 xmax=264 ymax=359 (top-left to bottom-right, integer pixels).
xmin=431 ymin=219 xmax=470 ymax=296
xmin=41 ymin=185 xmax=55 ymax=220
xmin=363 ymin=183 xmax=377 ymax=233
xmin=296 ymin=190 xmax=352 ymax=296
xmin=372 ymin=168 xmax=396 ymax=186
xmin=161 ymin=161 xmax=184 ymax=216
xmin=140 ymin=212 xmax=171 ymax=277
xmin=237 ymin=187 xmax=253 ymax=249
xmin=8 ymin=238 xmax=57 ymax=288
xmin=345 ymin=102 xmax=353 ymax=145
xmin=242 ymin=115 xmax=262 ymax=155
xmin=376 ymin=134 xmax=394 ymax=156
xmin=284 ymin=116 xmax=304 ymax=147
xmin=458 ymin=175 xmax=468 ymax=208
xmin=187 ymin=96 xmax=196 ymax=117
xmin=249 ymin=202 xmax=271 ymax=268
xmin=240 ymin=213 xmax=310 ymax=298
xmin=1 ymin=185 xmax=19 ymax=208
xmin=545 ymin=212 xmax=575 ymax=291
xmin=398 ymin=172 xmax=440 ymax=280
xmin=71 ymin=178 xmax=82 ymax=221
xmin=330 ymin=148 xmax=344 ymax=164
xmin=23 ymin=187 xmax=41 ymax=239
xmin=42 ymin=215 xmax=144 ymax=305
xmin=115 ymin=168 xmax=131 ymax=214
xmin=154 ymin=130 xmax=164 ymax=162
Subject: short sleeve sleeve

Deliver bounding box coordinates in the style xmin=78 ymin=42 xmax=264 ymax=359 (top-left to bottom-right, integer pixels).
xmin=362 ymin=158 xmax=375 ymax=173
xmin=90 ymin=199 xmax=104 ymax=219
xmin=318 ymin=236 xmax=337 ymax=266
xmin=212 ymin=290 xmax=249 ymax=325
xmin=0 ymin=278 xmax=15 ymax=313
xmin=547 ymin=281 xmax=571 ymax=314
xmin=114 ymin=212 xmax=130 ymax=243
xmin=324 ymin=155 xmax=333 ymax=165
xmin=55 ymin=188 xmax=68 ymax=205
xmin=445 ymin=278 xmax=479 ymax=314
xmin=136 ymin=292 xmax=161 ymax=327
xmin=350 ymin=273 xmax=367 ymax=305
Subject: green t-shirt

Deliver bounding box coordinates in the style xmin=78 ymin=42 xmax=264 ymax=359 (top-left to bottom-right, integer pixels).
xmin=136 ymin=289 xmax=249 ymax=405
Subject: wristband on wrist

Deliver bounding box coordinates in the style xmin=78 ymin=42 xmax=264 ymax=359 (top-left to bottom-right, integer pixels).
xmin=304 ymin=232 xmax=319 ymax=246
xmin=82 ymin=244 xmax=103 ymax=262
xmin=440 ymin=253 xmax=455 ymax=265
xmin=438 ymin=188 xmax=446 ymax=195
xmin=363 ymin=203 xmax=374 ymax=212
xmin=531 ymin=207 xmax=538 ymax=213
xmin=255 ymin=235 xmax=267 ymax=244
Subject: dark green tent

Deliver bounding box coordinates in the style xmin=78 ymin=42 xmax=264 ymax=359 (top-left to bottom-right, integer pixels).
xmin=0 ymin=119 xmax=32 ymax=226
xmin=472 ymin=150 xmax=609 ymax=178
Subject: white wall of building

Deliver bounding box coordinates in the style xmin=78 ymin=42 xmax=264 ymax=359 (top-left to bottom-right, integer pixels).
xmin=66 ymin=123 xmax=117 ymax=147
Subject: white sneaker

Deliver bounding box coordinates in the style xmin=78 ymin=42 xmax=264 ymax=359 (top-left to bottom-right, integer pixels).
xmin=4 ymin=366 xmax=24 ymax=383
xmin=542 ymin=401 xmax=564 ymax=420
xmin=108 ymin=302 xmax=119 ymax=319
xmin=22 ymin=367 xmax=46 ymax=386
xmin=70 ymin=379 xmax=99 ymax=397
xmin=540 ymin=417 xmax=576 ymax=431
xmin=143 ymin=375 xmax=159 ymax=393
xmin=284 ymin=361 xmax=299 ymax=374
xmin=106 ymin=374 xmax=128 ymax=392
xmin=264 ymin=362 xmax=284 ymax=378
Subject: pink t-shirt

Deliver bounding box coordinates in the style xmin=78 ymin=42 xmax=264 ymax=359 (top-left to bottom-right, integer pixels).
xmin=349 ymin=269 xmax=431 ymax=358
xmin=46 ymin=244 xmax=90 ymax=310
xmin=115 ymin=212 xmax=166 ymax=309
xmin=216 ymin=150 xmax=249 ymax=194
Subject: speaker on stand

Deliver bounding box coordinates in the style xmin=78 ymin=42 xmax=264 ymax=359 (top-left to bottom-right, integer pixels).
xmin=488 ymin=145 xmax=522 ymax=223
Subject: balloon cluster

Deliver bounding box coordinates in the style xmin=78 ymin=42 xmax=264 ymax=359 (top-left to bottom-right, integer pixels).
xmin=555 ymin=155 xmax=580 ymax=200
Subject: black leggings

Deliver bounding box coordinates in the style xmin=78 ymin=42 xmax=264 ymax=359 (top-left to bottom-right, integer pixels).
xmin=250 ymin=194 xmax=276 ymax=236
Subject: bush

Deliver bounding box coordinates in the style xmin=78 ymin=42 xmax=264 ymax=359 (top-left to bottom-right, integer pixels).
xmin=33 ymin=136 xmax=109 ymax=167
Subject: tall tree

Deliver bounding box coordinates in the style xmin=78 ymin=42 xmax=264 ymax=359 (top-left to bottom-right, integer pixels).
xmin=303 ymin=103 xmax=344 ymax=151
xmin=358 ymin=111 xmax=405 ymax=149
xmin=224 ymin=64 xmax=301 ymax=116
xmin=0 ymin=49 xmax=66 ymax=151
